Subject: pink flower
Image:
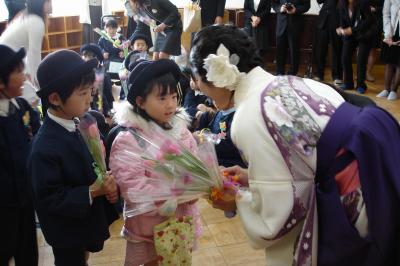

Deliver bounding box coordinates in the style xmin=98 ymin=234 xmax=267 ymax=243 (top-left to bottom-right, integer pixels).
xmin=160 ymin=139 xmax=182 ymax=156
xmin=87 ymin=124 xmax=99 ymax=139
xmin=183 ymin=174 xmax=193 ymax=185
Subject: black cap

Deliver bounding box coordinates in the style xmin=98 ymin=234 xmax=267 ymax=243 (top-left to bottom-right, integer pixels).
xmin=127 ymin=59 xmax=181 ymax=105
xmin=80 ymin=43 xmax=104 ymax=63
xmin=37 ymin=50 xmax=97 ymax=98
xmin=0 ymin=45 xmax=26 ymax=76
xmin=129 ymin=32 xmax=151 ymax=48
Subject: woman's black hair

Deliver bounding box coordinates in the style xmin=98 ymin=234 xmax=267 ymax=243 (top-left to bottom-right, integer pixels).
xmin=190 ymin=24 xmax=264 ymax=83
xmin=131 ymin=72 xmax=179 ymax=122
xmin=26 ymin=0 xmax=49 ymax=20
xmin=0 ymin=61 xmax=24 ymax=86
xmin=42 ymin=70 xmax=96 ymax=114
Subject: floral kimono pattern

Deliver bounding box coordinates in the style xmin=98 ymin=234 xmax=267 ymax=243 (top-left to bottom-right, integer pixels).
xmin=260 ymin=76 xmax=336 ymax=265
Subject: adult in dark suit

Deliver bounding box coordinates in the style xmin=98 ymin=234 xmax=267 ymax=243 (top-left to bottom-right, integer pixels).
xmin=197 ymin=0 xmax=226 ymax=26
xmin=337 ymin=0 xmax=376 ymax=93
xmin=244 ymin=0 xmax=271 ymax=54
xmin=314 ymin=0 xmax=343 ymax=84
xmin=130 ymin=0 xmax=182 ymax=59
xmin=272 ymin=0 xmax=310 ymax=75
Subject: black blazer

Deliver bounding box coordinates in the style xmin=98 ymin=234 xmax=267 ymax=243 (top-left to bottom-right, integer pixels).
xmin=338 ymin=2 xmax=375 ymax=41
xmin=195 ymin=0 xmax=226 ymax=26
xmin=143 ymin=0 xmax=181 ymax=28
xmin=29 ymin=118 xmax=117 ymax=248
xmin=272 ymin=0 xmax=310 ymax=36
xmin=0 ymin=98 xmax=40 ymax=207
xmin=316 ymin=0 xmax=340 ymax=30
xmin=244 ymin=0 xmax=272 ymax=27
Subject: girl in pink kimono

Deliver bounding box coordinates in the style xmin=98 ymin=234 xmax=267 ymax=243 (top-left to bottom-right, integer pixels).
xmin=109 ymin=59 xmax=201 ymax=266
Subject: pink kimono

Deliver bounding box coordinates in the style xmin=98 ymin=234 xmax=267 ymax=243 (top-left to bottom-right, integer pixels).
xmin=109 ymin=103 xmax=202 ymax=266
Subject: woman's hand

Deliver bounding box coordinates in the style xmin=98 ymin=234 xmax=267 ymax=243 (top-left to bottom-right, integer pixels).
xmin=154 ymin=23 xmax=166 ymax=33
xmin=251 ymin=16 xmax=261 ymax=27
xmin=342 ymin=27 xmax=352 ymax=36
xmin=221 ymin=165 xmax=249 ymax=187
xmin=383 ymin=38 xmax=393 ymax=46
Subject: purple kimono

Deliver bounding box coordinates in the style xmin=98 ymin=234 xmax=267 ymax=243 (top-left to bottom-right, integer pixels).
xmin=316 ymin=102 xmax=400 ymax=265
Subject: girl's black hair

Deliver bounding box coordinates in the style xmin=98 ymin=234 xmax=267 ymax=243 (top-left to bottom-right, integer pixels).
xmin=42 ymin=70 xmax=95 ymax=114
xmin=0 ymin=61 xmax=24 ymax=86
xmin=190 ymin=24 xmax=264 ymax=83
xmin=26 ymin=0 xmax=49 ymax=20
xmin=131 ymin=72 xmax=179 ymax=122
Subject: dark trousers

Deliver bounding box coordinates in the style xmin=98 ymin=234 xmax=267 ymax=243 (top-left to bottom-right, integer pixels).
xmin=4 ymin=0 xmax=26 ymax=21
xmin=315 ymin=27 xmax=343 ymax=81
xmin=276 ymin=27 xmax=301 ymax=76
xmin=0 ymin=204 xmax=38 ymax=266
xmin=342 ymin=38 xmax=371 ymax=89
xmin=83 ymin=6 xmax=102 ymax=44
xmin=52 ymin=247 xmax=87 ymax=266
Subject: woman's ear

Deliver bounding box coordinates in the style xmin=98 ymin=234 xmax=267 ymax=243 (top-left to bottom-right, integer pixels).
xmin=48 ymin=92 xmax=62 ymax=107
xmin=135 ymin=96 xmax=144 ymax=109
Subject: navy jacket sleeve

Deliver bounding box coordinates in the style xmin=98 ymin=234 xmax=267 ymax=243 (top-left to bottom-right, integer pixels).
xmin=158 ymin=0 xmax=180 ymax=26
xmin=30 ymin=150 xmax=91 ymax=219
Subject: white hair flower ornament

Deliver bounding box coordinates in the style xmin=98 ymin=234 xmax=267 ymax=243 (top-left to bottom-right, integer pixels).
xmin=203 ymin=44 xmax=244 ymax=91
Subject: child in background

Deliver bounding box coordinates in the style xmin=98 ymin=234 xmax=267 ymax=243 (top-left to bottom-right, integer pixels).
xmin=81 ymin=43 xmax=115 ymax=119
xmin=28 ymin=50 xmax=119 ymax=266
xmin=129 ymin=32 xmax=151 ymax=55
xmin=0 ymin=45 xmax=40 ymax=266
xmin=182 ymin=67 xmax=214 ymax=129
xmin=195 ymin=106 xmax=247 ymax=168
xmin=109 ymin=59 xmax=201 ymax=266
xmin=98 ymin=18 xmax=125 ymax=62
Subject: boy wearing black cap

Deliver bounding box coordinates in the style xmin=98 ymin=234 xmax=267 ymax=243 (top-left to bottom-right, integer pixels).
xmin=129 ymin=32 xmax=151 ymax=54
xmin=80 ymin=43 xmax=114 ymax=119
xmin=28 ymin=49 xmax=119 ymax=266
xmin=0 ymin=45 xmax=40 ymax=266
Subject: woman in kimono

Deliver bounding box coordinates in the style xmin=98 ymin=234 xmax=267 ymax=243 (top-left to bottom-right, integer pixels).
xmin=190 ymin=24 xmax=400 ymax=266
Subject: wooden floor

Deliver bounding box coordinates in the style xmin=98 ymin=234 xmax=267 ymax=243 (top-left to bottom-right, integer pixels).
xmin=34 ymin=65 xmax=399 ymax=266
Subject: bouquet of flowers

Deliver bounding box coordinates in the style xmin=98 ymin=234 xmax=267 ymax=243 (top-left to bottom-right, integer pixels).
xmin=114 ymin=128 xmax=240 ymax=217
xmin=78 ymin=113 xmax=107 ymax=187
xmin=93 ymin=28 xmax=130 ymax=57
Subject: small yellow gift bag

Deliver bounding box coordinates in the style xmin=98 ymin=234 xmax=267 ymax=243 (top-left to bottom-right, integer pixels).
xmin=153 ymin=216 xmax=194 ymax=266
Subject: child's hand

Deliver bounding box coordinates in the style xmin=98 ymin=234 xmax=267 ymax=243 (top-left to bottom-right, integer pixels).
xmin=119 ymin=51 xmax=124 ymax=58
xmin=103 ymin=173 xmax=119 ymax=203
xmin=103 ymin=52 xmax=109 ymax=60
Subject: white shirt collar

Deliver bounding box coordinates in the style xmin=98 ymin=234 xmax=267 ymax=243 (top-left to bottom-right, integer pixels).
xmin=0 ymin=98 xmax=20 ymax=117
xmin=234 ymin=66 xmax=275 ymax=107
xmin=47 ymin=110 xmax=77 ymax=132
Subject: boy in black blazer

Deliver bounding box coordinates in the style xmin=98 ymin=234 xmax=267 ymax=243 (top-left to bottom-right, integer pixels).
xmin=0 ymin=45 xmax=40 ymax=266
xmin=272 ymin=0 xmax=310 ymax=75
xmin=28 ymin=50 xmax=119 ymax=266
